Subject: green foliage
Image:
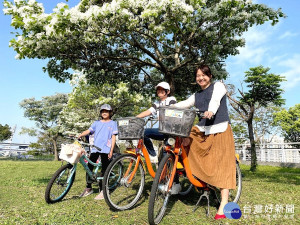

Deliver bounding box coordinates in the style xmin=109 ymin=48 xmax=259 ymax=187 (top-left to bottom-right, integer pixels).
xmin=241 ymin=66 xmax=286 ymax=107
xmin=59 ymin=75 xmax=151 ymax=135
xmin=273 ymin=104 xmax=300 ymax=146
xmin=26 ymin=149 xmax=43 ymax=156
xmin=19 ymin=93 xmax=68 ymax=131
xmin=4 ymin=0 xmax=285 ymax=96
xmin=0 ymin=124 xmax=12 ymax=141
xmin=229 ymin=104 xmax=282 ymax=144
xmin=20 ymin=93 xmax=68 ymax=160
xmin=227 ymin=66 xmax=286 ymax=172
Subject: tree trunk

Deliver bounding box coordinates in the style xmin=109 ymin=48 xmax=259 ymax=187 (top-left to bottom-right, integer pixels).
xmin=247 ymin=118 xmax=257 ymax=172
xmin=165 ymin=71 xmax=175 ymax=95
xmin=51 ymin=138 xmax=59 ymax=161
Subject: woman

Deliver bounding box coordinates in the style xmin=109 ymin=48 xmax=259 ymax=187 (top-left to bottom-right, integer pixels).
xmin=174 ymin=65 xmax=236 ymax=219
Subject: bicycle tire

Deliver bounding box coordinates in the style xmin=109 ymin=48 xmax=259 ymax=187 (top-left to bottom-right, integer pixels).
xmin=45 ymin=164 xmax=76 ymax=204
xmin=102 ymin=154 xmax=145 ymax=211
xmin=178 ymin=175 xmax=193 ymax=196
xmin=213 ymin=162 xmax=242 ymax=204
xmin=148 ymin=153 xmax=175 ymax=225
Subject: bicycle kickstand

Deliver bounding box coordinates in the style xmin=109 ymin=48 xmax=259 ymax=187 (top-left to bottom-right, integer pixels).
xmin=193 ymin=189 xmax=210 ymax=216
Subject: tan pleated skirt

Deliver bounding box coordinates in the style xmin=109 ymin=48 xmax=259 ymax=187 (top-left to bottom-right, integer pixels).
xmin=186 ymin=125 xmax=236 ymax=189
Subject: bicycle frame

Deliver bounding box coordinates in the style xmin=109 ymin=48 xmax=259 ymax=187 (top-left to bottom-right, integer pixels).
xmin=123 ymin=139 xmax=156 ymax=184
xmin=164 ymin=137 xmax=207 ymax=191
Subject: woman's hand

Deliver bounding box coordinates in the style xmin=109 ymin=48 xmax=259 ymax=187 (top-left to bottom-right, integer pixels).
xmin=203 ymin=111 xmax=214 ymax=120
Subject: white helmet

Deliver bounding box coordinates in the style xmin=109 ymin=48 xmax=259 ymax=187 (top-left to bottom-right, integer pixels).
xmin=155 ymin=82 xmax=170 ymax=91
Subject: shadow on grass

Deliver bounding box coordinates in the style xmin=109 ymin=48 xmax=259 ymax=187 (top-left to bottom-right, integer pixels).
xmin=143 ymin=180 xmax=216 ymax=220
xmin=35 ymin=177 xmax=52 ymax=184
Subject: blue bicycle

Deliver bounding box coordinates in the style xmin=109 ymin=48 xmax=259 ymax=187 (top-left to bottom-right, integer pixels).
xmin=45 ymin=138 xmax=120 ymax=204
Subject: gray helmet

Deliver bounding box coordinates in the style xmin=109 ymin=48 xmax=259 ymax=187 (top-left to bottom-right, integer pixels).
xmin=100 ymin=104 xmax=112 ymax=112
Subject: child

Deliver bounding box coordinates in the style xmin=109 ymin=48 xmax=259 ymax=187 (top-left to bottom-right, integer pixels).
xmin=136 ymin=82 xmax=176 ymax=162
xmin=77 ymin=104 xmax=118 ymax=200
xmin=137 ymin=82 xmax=181 ymax=194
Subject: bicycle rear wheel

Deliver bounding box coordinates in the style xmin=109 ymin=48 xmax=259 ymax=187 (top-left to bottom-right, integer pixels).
xmin=45 ymin=164 xmax=76 ymax=204
xmin=103 ymin=154 xmax=145 ymax=211
xmin=148 ymin=153 xmax=175 ymax=225
xmin=213 ymin=162 xmax=242 ymax=203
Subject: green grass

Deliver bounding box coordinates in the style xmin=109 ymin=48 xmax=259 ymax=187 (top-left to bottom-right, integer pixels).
xmin=0 ymin=159 xmax=299 ymax=225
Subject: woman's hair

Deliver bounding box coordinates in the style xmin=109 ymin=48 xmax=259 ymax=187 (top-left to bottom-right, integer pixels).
xmin=194 ymin=65 xmax=213 ymax=78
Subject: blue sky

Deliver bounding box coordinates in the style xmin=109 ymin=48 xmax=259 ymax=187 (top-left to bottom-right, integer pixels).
xmin=0 ymin=0 xmax=299 ymax=143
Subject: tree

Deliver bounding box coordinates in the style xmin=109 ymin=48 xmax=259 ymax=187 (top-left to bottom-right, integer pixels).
xmin=4 ymin=0 xmax=284 ymax=96
xmin=20 ymin=93 xmax=68 ymax=160
xmin=59 ymin=73 xmax=151 ymax=135
xmin=229 ymin=103 xmax=282 ymax=144
xmin=227 ymin=66 xmax=285 ymax=172
xmin=273 ymin=104 xmax=300 ymax=147
xmin=0 ymin=124 xmax=12 ymax=142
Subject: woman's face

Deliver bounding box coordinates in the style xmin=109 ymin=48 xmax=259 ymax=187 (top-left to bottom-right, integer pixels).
xmin=196 ymin=69 xmax=212 ymax=90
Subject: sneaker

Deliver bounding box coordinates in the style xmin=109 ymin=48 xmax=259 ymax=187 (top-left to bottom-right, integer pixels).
xmin=149 ymin=155 xmax=158 ymax=163
xmin=170 ymin=183 xmax=182 ymax=195
xmin=94 ymin=191 xmax=104 ymax=200
xmin=79 ymin=188 xmax=93 ymax=197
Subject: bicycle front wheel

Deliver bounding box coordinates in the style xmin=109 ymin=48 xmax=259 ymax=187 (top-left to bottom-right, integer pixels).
xmin=45 ymin=164 xmax=76 ymax=204
xmin=102 ymin=154 xmax=145 ymax=211
xmin=148 ymin=153 xmax=175 ymax=225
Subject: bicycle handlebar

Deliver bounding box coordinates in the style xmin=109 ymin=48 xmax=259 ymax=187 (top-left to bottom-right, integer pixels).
xmin=144 ymin=115 xmax=158 ymax=125
xmin=195 ymin=109 xmax=214 ymax=120
xmin=65 ymin=136 xmax=102 ymax=152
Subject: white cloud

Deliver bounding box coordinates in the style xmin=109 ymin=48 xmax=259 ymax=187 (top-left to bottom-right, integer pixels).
xmin=279 ymin=31 xmax=298 ymax=40
xmin=279 ymin=54 xmax=300 ymax=89
xmin=242 ymin=26 xmax=273 ymax=46
xmin=229 ymin=25 xmax=274 ymax=66
xmin=236 ymin=45 xmax=268 ymax=64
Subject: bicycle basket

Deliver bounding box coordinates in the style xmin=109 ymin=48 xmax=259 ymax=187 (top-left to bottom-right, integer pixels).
xmin=116 ymin=117 xmax=145 ymax=140
xmin=59 ymin=143 xmax=84 ymax=164
xmin=158 ymin=106 xmax=196 ymax=137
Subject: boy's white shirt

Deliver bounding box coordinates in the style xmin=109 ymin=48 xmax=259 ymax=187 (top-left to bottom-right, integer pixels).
xmin=174 ymin=81 xmax=228 ymax=135
xmin=149 ymin=96 xmax=177 ymax=116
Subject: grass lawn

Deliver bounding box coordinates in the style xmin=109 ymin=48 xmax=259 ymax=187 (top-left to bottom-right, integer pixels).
xmin=0 ymin=158 xmax=299 ymax=225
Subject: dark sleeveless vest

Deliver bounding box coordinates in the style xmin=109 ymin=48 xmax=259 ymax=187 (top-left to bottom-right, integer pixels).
xmin=195 ymin=82 xmax=230 ymax=127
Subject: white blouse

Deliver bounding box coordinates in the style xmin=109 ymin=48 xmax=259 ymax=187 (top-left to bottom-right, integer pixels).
xmin=174 ymin=82 xmax=228 ymax=135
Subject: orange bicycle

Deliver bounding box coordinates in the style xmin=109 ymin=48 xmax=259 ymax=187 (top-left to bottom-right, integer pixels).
xmin=148 ymin=107 xmax=242 ymax=224
xmin=102 ymin=116 xmax=192 ymax=211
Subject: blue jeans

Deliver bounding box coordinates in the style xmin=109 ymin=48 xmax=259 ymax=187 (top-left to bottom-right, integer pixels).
xmin=144 ymin=128 xmax=167 ymax=156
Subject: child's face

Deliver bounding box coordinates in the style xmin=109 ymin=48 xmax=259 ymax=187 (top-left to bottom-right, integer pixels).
xmin=101 ymin=110 xmax=110 ymax=119
xmin=156 ymin=87 xmax=169 ymax=100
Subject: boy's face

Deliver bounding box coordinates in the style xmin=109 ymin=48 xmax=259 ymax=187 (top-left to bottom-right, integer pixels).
xmin=101 ymin=109 xmax=110 ymax=119
xmin=156 ymin=87 xmax=169 ymax=100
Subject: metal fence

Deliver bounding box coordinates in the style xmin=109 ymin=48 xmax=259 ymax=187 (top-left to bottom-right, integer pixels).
xmin=2 ymin=142 xmax=300 ymax=164
xmin=235 ymin=142 xmax=300 ymax=163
